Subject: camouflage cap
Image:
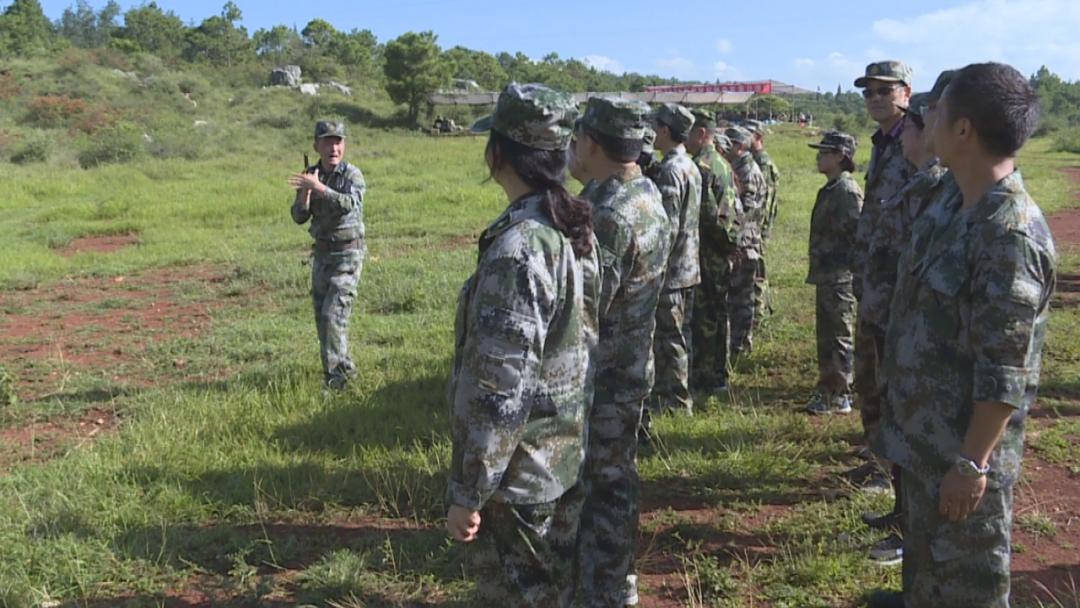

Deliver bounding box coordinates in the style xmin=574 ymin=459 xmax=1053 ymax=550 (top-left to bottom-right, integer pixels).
xmin=714 ymin=133 xmax=732 ymax=153
xmin=724 ymin=126 xmax=753 ymax=147
xmin=808 ymin=130 xmax=857 ymax=159
xmin=314 ymin=121 xmax=347 ymax=139
xmin=898 ymin=92 xmax=931 ymax=119
xmin=854 ymin=60 xmax=913 ymax=88
xmin=928 ymin=69 xmax=955 ymax=101
xmin=743 ymin=119 xmax=765 ymax=135
xmin=582 ymin=96 xmax=651 ymax=140
xmin=690 ymin=109 xmax=717 ymax=130
xmin=652 ymin=102 xmax=695 ymax=140
xmin=471 ymin=82 xmax=577 ymax=150
xmin=642 ymin=125 xmax=657 ymax=155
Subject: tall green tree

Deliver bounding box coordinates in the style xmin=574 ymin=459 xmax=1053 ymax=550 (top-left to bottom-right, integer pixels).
xmin=184 ymin=1 xmax=252 ymax=67
xmin=383 ymin=31 xmax=449 ymax=123
xmin=58 ymin=0 xmax=119 ymax=47
xmin=443 ymin=45 xmax=507 ymax=91
xmin=0 ymin=0 xmax=54 ymax=55
xmin=115 ymin=1 xmax=185 ymax=58
xmin=252 ymin=24 xmax=301 ymax=64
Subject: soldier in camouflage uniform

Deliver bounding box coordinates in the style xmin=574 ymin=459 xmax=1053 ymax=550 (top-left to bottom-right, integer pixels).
xmin=637 ymin=126 xmax=661 ymax=182
xmin=722 ymin=126 xmax=767 ymax=358
xmin=871 ymin=63 xmax=1054 ymax=608
xmin=570 ymin=97 xmax=671 ymax=608
xmin=446 ymin=83 xmax=600 ymax=608
xmin=647 ymin=103 xmax=701 ymax=416
xmin=746 ymin=120 xmax=779 ymax=324
xmin=804 ymin=132 xmax=862 ymax=415
xmin=852 ymin=61 xmax=916 ymax=448
xmin=860 ymin=73 xmax=956 ymax=566
xmin=289 ymin=121 xmax=366 ymax=391
xmin=687 ymin=110 xmax=740 ymax=394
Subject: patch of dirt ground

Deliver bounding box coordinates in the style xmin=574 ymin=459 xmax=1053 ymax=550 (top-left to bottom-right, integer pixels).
xmin=0 ymin=265 xmax=229 ymax=401
xmin=56 ymin=233 xmax=140 ymax=257
xmin=0 ymin=264 xmax=236 ymax=471
xmin=1012 ymin=455 xmax=1080 ymax=603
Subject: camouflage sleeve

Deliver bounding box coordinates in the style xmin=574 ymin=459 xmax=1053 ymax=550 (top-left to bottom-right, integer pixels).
xmin=595 ymin=209 xmax=634 ymax=318
xmin=841 ymin=188 xmax=863 ymax=273
xmin=448 ymin=242 xmax=553 ymax=510
xmin=969 ymin=232 xmax=1048 ymax=408
xmin=316 ymin=169 xmax=365 ymax=214
xmin=654 ymin=165 xmax=683 ymax=233
xmin=290 ymin=191 xmax=311 ymax=225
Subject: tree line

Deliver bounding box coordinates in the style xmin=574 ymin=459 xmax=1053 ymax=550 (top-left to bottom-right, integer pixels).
xmin=3 ymin=0 xmax=1078 ymax=134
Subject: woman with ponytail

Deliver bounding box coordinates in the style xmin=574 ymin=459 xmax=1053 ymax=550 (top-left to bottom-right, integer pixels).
xmin=444 ymin=83 xmax=599 ymax=607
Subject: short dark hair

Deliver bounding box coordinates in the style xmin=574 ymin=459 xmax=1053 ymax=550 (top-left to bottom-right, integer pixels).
xmin=658 ymin=122 xmax=688 ymax=144
xmin=582 ymin=124 xmax=642 ymax=163
xmin=944 ymin=62 xmax=1040 ymax=157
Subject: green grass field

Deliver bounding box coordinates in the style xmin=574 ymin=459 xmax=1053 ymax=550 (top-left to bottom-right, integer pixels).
xmin=1 ymin=86 xmax=1078 ymax=608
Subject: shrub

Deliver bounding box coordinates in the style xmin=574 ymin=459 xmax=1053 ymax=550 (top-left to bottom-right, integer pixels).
xmin=146 ymin=128 xmax=209 ymax=160
xmin=0 ymin=366 xmax=16 ymax=408
xmin=77 ymin=122 xmax=145 ymax=168
xmin=10 ymin=133 xmax=51 ymax=164
xmin=1053 ymin=127 xmax=1080 ymax=154
xmin=25 ymin=95 xmax=89 ymax=129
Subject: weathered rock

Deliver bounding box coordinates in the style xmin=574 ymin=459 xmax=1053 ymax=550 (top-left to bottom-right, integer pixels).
xmin=326 ymin=81 xmax=352 ymax=96
xmin=270 ymin=65 xmax=302 ymax=87
xmin=299 ymin=83 xmax=320 ymax=96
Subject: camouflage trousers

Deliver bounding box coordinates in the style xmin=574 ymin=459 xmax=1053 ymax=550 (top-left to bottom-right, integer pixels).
xmin=469 ymin=484 xmax=586 ymax=607
xmin=814 ymin=282 xmax=856 ymax=398
xmin=727 ymin=252 xmax=759 ymax=358
xmin=577 ymin=400 xmax=644 ymax=607
xmin=854 ymin=318 xmax=885 ymax=440
xmin=902 ymin=470 xmax=1013 ymax=608
xmin=311 ymin=251 xmax=362 ymax=386
xmin=753 ymin=252 xmax=771 ymax=323
xmin=691 ymin=248 xmax=732 ymax=390
xmin=651 ymin=287 xmax=695 ymax=413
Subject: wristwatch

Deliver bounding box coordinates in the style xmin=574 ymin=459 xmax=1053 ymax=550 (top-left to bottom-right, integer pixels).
xmin=953 ymin=456 xmax=991 ymax=478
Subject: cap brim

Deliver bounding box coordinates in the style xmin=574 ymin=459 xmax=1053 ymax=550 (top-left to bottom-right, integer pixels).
xmin=854 ymin=75 xmax=905 ymax=88
xmin=470 ymin=115 xmax=494 ymax=134
xmin=808 ymin=143 xmax=841 ymax=150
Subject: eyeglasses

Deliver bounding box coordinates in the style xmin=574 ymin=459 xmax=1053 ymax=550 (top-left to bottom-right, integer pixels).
xmin=862 ymin=85 xmax=900 ymax=99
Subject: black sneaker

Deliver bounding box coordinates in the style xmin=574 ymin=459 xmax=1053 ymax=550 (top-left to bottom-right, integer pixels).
xmin=866 ymin=589 xmax=904 ymax=608
xmin=861 ymin=510 xmax=901 ymax=531
xmin=868 ymin=532 xmax=903 ymax=567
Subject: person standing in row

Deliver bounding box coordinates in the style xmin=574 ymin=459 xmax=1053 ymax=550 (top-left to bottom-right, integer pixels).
xmin=688 ymin=110 xmax=740 ymax=395
xmin=804 ymin=132 xmax=863 ymax=415
xmin=446 ymin=82 xmax=599 ymax=608
xmin=746 ymin=120 xmax=779 ymax=325
xmin=871 ymin=62 xmax=1055 ymax=608
xmin=288 ymin=120 xmax=367 ymax=393
xmin=722 ymin=126 xmax=766 ymax=359
xmin=860 ymin=71 xmax=955 ymax=568
xmin=572 ymin=97 xmax=671 ymax=608
xmin=647 ymin=103 xmax=701 ymax=419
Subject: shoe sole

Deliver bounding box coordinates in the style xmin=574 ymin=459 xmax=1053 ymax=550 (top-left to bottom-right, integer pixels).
xmin=869 ymin=556 xmax=902 ymax=567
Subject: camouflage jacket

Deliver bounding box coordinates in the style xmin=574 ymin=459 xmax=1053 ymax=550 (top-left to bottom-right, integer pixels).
xmin=854 ymin=126 xmax=914 ymax=287
xmin=694 ymin=144 xmax=740 ymax=254
xmin=875 ymin=171 xmax=1056 ymax=484
xmin=587 ymin=165 xmax=672 ymax=405
xmin=448 ymin=192 xmax=600 ymax=510
xmin=806 ymin=171 xmax=863 ymax=284
xmin=858 ymin=161 xmax=949 ymax=331
xmin=655 ymin=144 xmax=702 ymax=290
xmin=291 ymin=160 xmax=366 ymax=248
xmin=731 ymin=151 xmax=767 ymax=257
xmin=752 ymin=148 xmax=780 ymax=237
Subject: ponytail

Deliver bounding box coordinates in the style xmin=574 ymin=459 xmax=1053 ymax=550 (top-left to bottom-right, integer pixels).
xmin=486 ymin=132 xmax=594 ymax=257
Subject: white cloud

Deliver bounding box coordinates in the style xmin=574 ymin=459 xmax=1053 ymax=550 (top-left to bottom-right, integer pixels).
xmin=583 ymin=54 xmax=625 ymax=74
xmin=715 ymin=38 xmax=733 ymax=53
xmin=869 ymin=0 xmax=1080 ymax=85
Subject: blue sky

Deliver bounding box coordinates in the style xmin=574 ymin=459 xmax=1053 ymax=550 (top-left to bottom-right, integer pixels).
xmin=34 ymin=0 xmax=1080 ymax=91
